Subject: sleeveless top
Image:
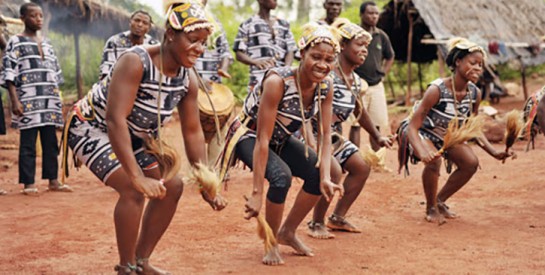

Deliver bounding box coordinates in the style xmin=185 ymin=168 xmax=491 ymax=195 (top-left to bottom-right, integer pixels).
xmin=330 ymin=71 xmax=363 ymax=132
xmin=405 ymin=78 xmax=479 ymax=143
xmin=78 ymin=46 xmax=190 ymax=137
xmin=242 ymin=66 xmax=330 ymax=145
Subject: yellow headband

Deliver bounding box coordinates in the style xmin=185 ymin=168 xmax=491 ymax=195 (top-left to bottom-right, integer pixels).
xmin=297 ymin=23 xmax=340 ymax=53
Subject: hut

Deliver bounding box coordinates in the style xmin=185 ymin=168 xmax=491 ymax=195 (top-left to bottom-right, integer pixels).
xmin=378 ymin=0 xmax=545 ymax=103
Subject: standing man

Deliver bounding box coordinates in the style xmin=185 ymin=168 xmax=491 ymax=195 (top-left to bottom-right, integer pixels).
xmin=233 ymin=0 xmax=297 ymax=93
xmin=1 ymin=3 xmax=71 ymax=195
xmin=99 ymin=10 xmax=158 ymax=80
xmin=317 ymin=0 xmax=343 ymax=26
xmin=351 ymin=1 xmax=394 ymax=151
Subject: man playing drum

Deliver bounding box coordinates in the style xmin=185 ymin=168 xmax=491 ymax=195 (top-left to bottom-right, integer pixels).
xmin=194 ymin=0 xmax=235 ymax=166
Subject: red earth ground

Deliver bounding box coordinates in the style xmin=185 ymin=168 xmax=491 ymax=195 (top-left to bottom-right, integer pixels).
xmin=0 ymin=86 xmax=544 ymax=274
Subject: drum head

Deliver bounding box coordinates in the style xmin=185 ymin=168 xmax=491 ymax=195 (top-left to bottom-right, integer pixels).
xmin=198 ymin=82 xmax=235 ymax=116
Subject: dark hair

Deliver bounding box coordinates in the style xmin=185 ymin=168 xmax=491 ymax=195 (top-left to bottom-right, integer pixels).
xmin=445 ymin=48 xmax=471 ymax=71
xmin=20 ymin=2 xmax=40 ymax=17
xmin=360 ymin=1 xmax=376 ymax=14
xmin=131 ymin=10 xmax=153 ymax=24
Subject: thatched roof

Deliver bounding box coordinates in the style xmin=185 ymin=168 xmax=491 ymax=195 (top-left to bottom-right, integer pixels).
xmin=379 ymin=0 xmax=545 ymax=66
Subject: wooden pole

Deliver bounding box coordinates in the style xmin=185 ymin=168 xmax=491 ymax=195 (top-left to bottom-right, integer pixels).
xmin=405 ymin=5 xmax=414 ymax=106
xmin=437 ymin=46 xmax=446 ymax=78
xmin=418 ymin=62 xmax=423 ymax=97
xmin=74 ymin=33 xmax=83 ymax=99
xmin=521 ymin=63 xmax=528 ymax=100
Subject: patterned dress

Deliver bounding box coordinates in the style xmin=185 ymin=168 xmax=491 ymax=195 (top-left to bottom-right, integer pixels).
xmin=68 ymin=46 xmax=189 ymax=182
xmin=240 ymin=67 xmax=329 ymax=147
xmin=397 ymin=78 xmax=479 ymax=174
xmin=313 ymin=71 xmax=363 ymax=166
xmin=99 ymin=31 xmax=159 ymax=78
xmin=194 ymin=18 xmax=232 ymax=83
xmin=233 ymin=15 xmax=297 ymax=90
xmin=0 ymin=35 xmax=64 ymax=130
xmin=522 ymin=86 xmax=545 ymax=141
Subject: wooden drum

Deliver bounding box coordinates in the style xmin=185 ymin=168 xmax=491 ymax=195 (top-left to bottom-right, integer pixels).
xmin=198 ymin=82 xmax=235 ymax=143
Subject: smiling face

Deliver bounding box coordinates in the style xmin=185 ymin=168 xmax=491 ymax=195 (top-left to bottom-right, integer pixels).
xmin=169 ymin=28 xmax=210 ymax=68
xmin=129 ymin=13 xmax=152 ymax=37
xmin=342 ymin=36 xmax=369 ymax=66
xmin=300 ymin=42 xmax=337 ymax=83
xmin=21 ymin=5 xmax=43 ymax=32
xmin=456 ymin=51 xmax=484 ymax=83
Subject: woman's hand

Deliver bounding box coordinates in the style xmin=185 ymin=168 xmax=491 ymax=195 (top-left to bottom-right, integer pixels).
xmin=320 ymin=179 xmax=344 ymax=202
xmin=244 ymin=194 xmax=262 ymax=220
xmin=419 ymin=150 xmax=440 ymax=164
xmin=202 ymin=192 xmax=228 ymax=211
xmin=132 ymin=176 xmax=167 ymax=199
xmin=493 ymin=150 xmax=514 ymax=161
xmin=376 ymin=134 xmax=396 ymax=149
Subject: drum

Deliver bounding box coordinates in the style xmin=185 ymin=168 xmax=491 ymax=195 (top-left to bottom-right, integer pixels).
xmin=198 ymin=82 xmax=235 ymax=143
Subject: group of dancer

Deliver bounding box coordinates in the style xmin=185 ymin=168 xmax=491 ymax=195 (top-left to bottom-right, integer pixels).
xmin=1 ymin=0 xmax=536 ymax=273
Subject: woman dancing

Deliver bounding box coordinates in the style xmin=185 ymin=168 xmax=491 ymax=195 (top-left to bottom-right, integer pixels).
xmin=307 ymin=20 xmax=393 ymax=239
xmin=222 ymin=24 xmax=343 ymax=265
xmin=397 ymin=38 xmax=511 ymax=223
xmin=65 ymin=2 xmax=225 ymax=274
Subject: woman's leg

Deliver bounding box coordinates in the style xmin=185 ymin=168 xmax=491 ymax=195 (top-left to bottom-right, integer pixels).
xmin=236 ymin=138 xmax=291 ymax=265
xmin=421 ymin=139 xmax=443 ymax=223
xmin=436 ymin=143 xmax=479 ymax=218
xmin=135 ymin=167 xmax=183 ymax=274
xmin=276 ymin=137 xmax=322 ymax=256
xmin=105 ymin=170 xmax=146 ymax=272
xmin=308 ymin=156 xmax=342 ymax=239
xmin=328 ymin=152 xmax=371 ymax=232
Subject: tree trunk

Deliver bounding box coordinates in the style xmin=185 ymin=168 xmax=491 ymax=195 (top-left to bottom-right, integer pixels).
xmin=297 ymin=0 xmax=310 ymax=23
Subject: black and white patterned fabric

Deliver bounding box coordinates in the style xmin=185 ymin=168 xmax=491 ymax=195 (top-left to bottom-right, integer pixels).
xmin=233 ymin=15 xmax=297 ymax=89
xmin=0 ymin=35 xmax=64 ymax=130
xmin=194 ymin=19 xmax=232 ymax=83
xmin=241 ymin=66 xmax=330 ymax=146
xmin=99 ymin=31 xmax=159 ymax=78
xmin=68 ymin=46 xmax=189 ymax=182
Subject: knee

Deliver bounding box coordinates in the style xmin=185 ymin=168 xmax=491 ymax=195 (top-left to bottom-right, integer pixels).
xmin=459 ymin=156 xmax=479 ymax=174
xmin=166 ymin=177 xmax=184 ymax=201
xmin=120 ymin=189 xmax=146 ymax=206
xmin=266 ymin=170 xmax=292 ymax=204
xmin=424 ymin=159 xmax=442 ymax=175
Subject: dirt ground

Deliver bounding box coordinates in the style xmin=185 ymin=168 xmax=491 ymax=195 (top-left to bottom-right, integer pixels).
xmin=0 ymin=89 xmax=544 ymax=274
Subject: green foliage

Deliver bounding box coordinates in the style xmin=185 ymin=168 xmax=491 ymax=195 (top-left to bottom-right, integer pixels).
xmin=48 ymin=32 xmax=104 ymax=97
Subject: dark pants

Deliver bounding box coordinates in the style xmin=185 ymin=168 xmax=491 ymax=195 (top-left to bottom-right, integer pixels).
xmin=0 ymin=95 xmax=5 ymax=135
xmin=19 ymin=126 xmax=59 ymax=184
xmin=235 ymin=136 xmax=321 ymax=204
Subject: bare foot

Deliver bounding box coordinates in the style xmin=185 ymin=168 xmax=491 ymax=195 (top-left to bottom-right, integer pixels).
xmin=425 ymin=207 xmax=446 ymax=225
xmin=326 ymin=214 xmax=362 ymax=233
xmin=136 ymin=258 xmax=171 ymax=275
xmin=307 ymin=221 xmax=335 ymax=239
xmin=437 ymin=202 xmax=457 ymax=219
xmin=47 ymin=179 xmax=74 ymax=192
xmin=277 ymin=228 xmax=314 ymax=256
xmin=262 ymin=245 xmax=284 ymax=265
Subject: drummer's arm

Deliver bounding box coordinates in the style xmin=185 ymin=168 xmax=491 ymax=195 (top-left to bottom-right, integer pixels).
xmin=178 ymin=69 xmax=207 ymax=166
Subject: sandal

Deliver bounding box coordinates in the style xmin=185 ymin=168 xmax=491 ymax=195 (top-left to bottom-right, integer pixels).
xmin=326 ymin=214 xmax=362 ymax=233
xmin=47 ymin=184 xmax=74 ymax=192
xmin=21 ymin=187 xmax=39 ymax=196
xmin=307 ymin=220 xmax=335 ymax=239
xmin=114 ymin=263 xmax=140 ymax=275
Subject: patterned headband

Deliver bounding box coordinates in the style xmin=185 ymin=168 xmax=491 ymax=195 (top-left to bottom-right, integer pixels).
xmin=166 ymin=1 xmax=214 ymax=33
xmin=448 ymin=37 xmax=486 ymax=57
xmin=297 ymin=23 xmax=340 ymax=53
xmin=332 ymin=18 xmax=372 ymax=42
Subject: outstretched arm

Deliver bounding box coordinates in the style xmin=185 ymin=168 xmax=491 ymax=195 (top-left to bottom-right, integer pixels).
xmin=244 ymin=73 xmax=283 ymax=219
xmin=355 ymin=103 xmax=393 ymax=148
